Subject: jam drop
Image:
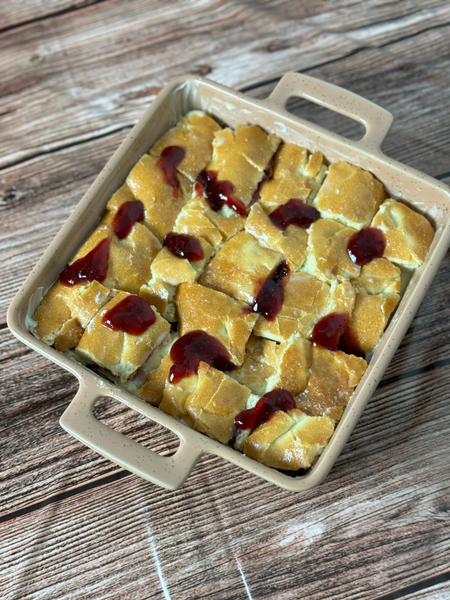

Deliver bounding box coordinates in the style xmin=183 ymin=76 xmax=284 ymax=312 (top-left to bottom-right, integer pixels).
xmin=252 ymin=260 xmax=290 ymax=321
xmin=339 ymin=329 xmax=366 ymax=359
xmin=113 ymin=200 xmax=145 ymax=240
xmin=169 ymin=330 xmax=237 ymax=384
xmin=195 ymin=170 xmax=247 ymax=217
xmin=231 ymin=388 xmax=296 ymax=446
xmin=60 ymin=237 xmax=111 ymax=287
xmin=156 ymin=146 xmax=186 ymax=199
xmin=310 ymin=312 xmax=350 ymax=352
xmin=269 ymin=198 xmax=320 ymax=230
xmin=347 ymin=227 xmax=386 ymax=266
xmin=102 ymin=295 xmax=155 ymax=335
xmin=164 ymin=232 xmax=204 ymax=262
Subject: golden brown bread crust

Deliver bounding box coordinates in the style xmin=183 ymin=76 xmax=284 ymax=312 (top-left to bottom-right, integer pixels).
xmin=355 ymin=258 xmax=401 ymax=295
xmin=313 ymin=161 xmax=385 ymax=228
xmin=75 ymin=292 xmax=171 ymax=383
xmin=185 ymin=363 xmax=253 ymax=444
xmin=233 ymin=335 xmax=312 ymax=397
xmin=140 ymin=237 xmax=215 ymax=321
xmin=207 ymin=125 xmax=280 ymax=207
xmin=32 ymin=280 xmax=112 ymax=350
xmin=303 ymin=218 xmax=360 ymax=282
xmin=259 ymin=144 xmax=327 ymax=210
xmin=176 ymin=283 xmax=258 ymax=366
xmin=135 ymin=355 xmax=174 ymax=407
xmin=243 ymin=409 xmax=335 ymax=470
xmin=159 ymin=363 xmax=252 ymax=443
xmin=344 ymin=289 xmax=400 ymax=355
xmin=371 ymin=199 xmax=434 ymax=268
xmin=296 ymin=346 xmax=367 ymax=422
xmin=69 ymin=211 xmax=161 ymax=295
xmin=245 ymin=203 xmax=308 ymax=271
xmin=150 ymin=111 xmax=222 ymax=181
xmin=126 ymin=154 xmax=191 ymax=242
xmin=199 ymin=231 xmax=284 ymax=305
xmin=173 ymin=196 xmax=245 ymax=249
xmin=253 ymin=273 xmax=355 ymax=343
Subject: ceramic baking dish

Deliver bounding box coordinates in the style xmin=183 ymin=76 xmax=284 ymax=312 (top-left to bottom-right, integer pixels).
xmin=7 ymin=73 xmax=450 ymax=492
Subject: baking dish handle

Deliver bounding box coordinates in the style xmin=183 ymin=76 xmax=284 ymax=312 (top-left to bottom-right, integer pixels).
xmin=60 ymin=381 xmax=203 ymax=491
xmin=267 ymin=72 xmax=393 ymax=150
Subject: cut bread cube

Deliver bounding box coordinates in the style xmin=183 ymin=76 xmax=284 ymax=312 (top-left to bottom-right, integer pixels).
xmin=150 ymin=111 xmax=221 ymax=181
xmin=313 ymin=161 xmax=385 ymax=228
xmin=371 ymin=199 xmax=434 ymax=268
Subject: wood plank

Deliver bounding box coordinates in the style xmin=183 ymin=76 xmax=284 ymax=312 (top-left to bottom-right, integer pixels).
xmin=392 ymin=580 xmax=450 ymax=600
xmin=1 ymin=397 xmax=449 ymax=600
xmin=0 ymin=0 xmax=448 ymax=168
xmin=0 ymin=1 xmax=100 ymax=32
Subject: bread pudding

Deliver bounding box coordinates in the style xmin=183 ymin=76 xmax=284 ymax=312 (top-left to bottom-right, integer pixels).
xmin=30 ymin=110 xmax=435 ymax=472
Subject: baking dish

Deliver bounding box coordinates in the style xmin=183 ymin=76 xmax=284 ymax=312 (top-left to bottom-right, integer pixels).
xmin=7 ymin=73 xmax=450 ymax=492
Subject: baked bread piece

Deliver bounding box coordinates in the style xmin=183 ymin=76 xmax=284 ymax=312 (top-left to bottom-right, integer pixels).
xmin=231 ymin=335 xmax=278 ymax=395
xmin=203 ymin=125 xmax=280 ymax=208
xmin=159 ymin=362 xmax=254 ymax=443
xmin=259 ymin=143 xmax=327 ymax=211
xmin=232 ymin=335 xmax=312 ymax=397
xmin=150 ymin=111 xmax=222 ymax=181
xmin=70 ymin=211 xmax=161 ymax=295
xmin=125 ymin=154 xmax=191 ymax=242
xmin=253 ymin=272 xmax=355 ymax=343
xmin=303 ymin=218 xmax=360 ymax=282
xmin=313 ymin=161 xmax=385 ymax=228
xmin=140 ymin=237 xmax=214 ymax=321
xmin=75 ymin=292 xmax=171 ymax=382
xmin=199 ymin=231 xmax=284 ymax=305
xmin=176 ymin=283 xmax=258 ymax=366
xmin=173 ymin=196 xmax=246 ymax=249
xmin=134 ymin=354 xmax=174 ymax=407
xmin=296 ymin=346 xmax=367 ymax=422
xmin=31 ymin=280 xmax=113 ymax=352
xmin=245 ymin=203 xmax=309 ymax=271
xmin=371 ymin=199 xmax=434 ymax=268
xmin=356 ymin=257 xmax=401 ymax=295
xmin=341 ymin=288 xmax=400 ymax=356
xmin=243 ymin=409 xmax=335 ymax=470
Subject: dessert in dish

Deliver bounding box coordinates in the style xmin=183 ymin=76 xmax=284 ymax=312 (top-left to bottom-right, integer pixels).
xmin=30 ymin=109 xmax=435 ymax=473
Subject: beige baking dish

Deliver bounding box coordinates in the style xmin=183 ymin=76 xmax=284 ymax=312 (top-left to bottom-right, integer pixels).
xmin=7 ymin=73 xmax=450 ymax=492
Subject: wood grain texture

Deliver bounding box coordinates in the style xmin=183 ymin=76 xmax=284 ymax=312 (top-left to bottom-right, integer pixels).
xmin=0 ymin=0 xmax=449 ymax=168
xmin=1 ymin=1 xmax=449 ymax=599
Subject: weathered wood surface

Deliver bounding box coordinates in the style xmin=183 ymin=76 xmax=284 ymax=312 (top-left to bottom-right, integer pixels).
xmin=1 ymin=1 xmax=449 ymax=599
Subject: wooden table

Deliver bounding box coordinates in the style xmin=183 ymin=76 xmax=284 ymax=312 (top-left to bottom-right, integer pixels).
xmin=1 ymin=1 xmax=449 ymax=598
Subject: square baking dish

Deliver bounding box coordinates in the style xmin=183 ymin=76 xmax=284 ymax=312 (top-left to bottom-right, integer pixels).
xmin=7 ymin=73 xmax=450 ymax=492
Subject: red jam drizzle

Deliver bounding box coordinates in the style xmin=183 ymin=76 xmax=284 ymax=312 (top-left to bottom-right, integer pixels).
xmin=113 ymin=200 xmax=145 ymax=240
xmin=195 ymin=170 xmax=247 ymax=217
xmin=347 ymin=227 xmax=386 ymax=266
xmin=156 ymin=146 xmax=186 ymax=199
xmin=269 ymin=198 xmax=320 ymax=230
xmin=310 ymin=312 xmax=350 ymax=352
xmin=164 ymin=232 xmax=204 ymax=262
xmin=231 ymin=388 xmax=296 ymax=446
xmin=60 ymin=237 xmax=111 ymax=287
xmin=339 ymin=329 xmax=366 ymax=359
xmin=252 ymin=260 xmax=290 ymax=321
xmin=169 ymin=330 xmax=237 ymax=384
xmin=102 ymin=295 xmax=156 ymax=335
